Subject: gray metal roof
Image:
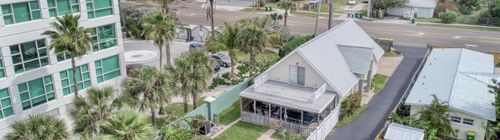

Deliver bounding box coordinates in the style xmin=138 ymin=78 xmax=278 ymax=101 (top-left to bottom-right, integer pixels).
xmin=405 ymin=48 xmax=497 ymax=121
xmin=384 ymin=123 xmax=425 ymax=140
xmin=338 ymin=45 xmax=374 ymax=75
xmin=240 ymin=80 xmax=336 ymax=113
xmin=296 ymin=20 xmax=385 ymax=96
xmin=407 ymin=0 xmax=436 ymax=8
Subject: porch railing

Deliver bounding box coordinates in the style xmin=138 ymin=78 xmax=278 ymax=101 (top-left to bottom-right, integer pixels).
xmin=241 ymin=111 xmax=326 ymax=138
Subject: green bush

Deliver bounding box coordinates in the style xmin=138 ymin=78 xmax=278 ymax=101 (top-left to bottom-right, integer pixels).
xmin=279 ymin=35 xmax=314 ymax=57
xmin=209 ymin=77 xmax=228 ymax=89
xmin=439 ymin=11 xmax=459 ymax=23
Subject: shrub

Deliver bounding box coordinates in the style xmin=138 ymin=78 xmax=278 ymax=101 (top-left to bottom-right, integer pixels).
xmin=209 ymin=77 xmax=228 ymax=89
xmin=439 ymin=11 xmax=459 ymax=23
xmin=279 ymin=35 xmax=314 ymax=57
xmin=237 ymin=65 xmax=252 ymax=75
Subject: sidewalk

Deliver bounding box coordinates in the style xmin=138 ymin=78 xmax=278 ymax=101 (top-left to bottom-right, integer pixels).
xmin=257 ymin=129 xmax=276 ymax=140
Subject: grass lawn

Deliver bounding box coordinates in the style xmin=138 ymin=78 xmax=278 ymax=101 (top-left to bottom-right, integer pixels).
xmin=271 ymin=130 xmax=303 ymax=140
xmin=165 ymin=98 xmax=206 ymax=117
xmin=235 ymin=50 xmax=279 ymax=66
xmin=212 ymin=121 xmax=268 ymax=140
xmin=415 ymin=17 xmax=441 ymax=23
xmin=383 ymin=50 xmax=400 ymax=57
xmin=219 ymin=102 xmax=241 ymax=125
xmin=372 ymin=74 xmax=389 ymax=93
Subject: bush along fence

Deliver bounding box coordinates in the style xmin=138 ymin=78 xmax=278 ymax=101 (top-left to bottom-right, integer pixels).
xmin=185 ymin=80 xmax=250 ymax=121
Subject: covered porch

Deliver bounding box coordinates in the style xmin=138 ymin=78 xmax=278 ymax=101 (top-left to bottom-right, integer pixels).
xmin=239 ymin=80 xmax=339 ymax=137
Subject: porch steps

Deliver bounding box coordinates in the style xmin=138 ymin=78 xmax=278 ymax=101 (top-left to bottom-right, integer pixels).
xmin=257 ymin=129 xmax=277 ymax=140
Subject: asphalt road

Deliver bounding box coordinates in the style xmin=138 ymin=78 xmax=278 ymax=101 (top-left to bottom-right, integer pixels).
xmin=175 ymin=2 xmax=500 ymax=52
xmin=326 ymin=46 xmax=428 ymax=140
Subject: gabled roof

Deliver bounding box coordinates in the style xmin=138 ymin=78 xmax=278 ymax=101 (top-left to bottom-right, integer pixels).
xmin=407 ymin=0 xmax=437 ymax=8
xmin=405 ymin=48 xmax=497 ymax=121
xmin=338 ymin=45 xmax=374 ymax=75
xmin=384 ymin=123 xmax=425 ymax=140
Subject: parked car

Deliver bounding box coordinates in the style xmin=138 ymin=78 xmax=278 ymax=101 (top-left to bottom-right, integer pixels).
xmin=211 ymin=58 xmax=221 ymax=72
xmin=348 ymin=0 xmax=356 ymax=5
xmin=363 ymin=0 xmax=369 ymax=3
xmin=189 ymin=43 xmax=204 ymax=50
xmin=211 ymin=52 xmax=231 ymax=68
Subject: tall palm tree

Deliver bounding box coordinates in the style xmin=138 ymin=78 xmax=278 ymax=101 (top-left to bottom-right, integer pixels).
xmin=205 ymin=0 xmax=216 ymax=38
xmin=42 ymin=14 xmax=93 ymax=97
xmin=100 ymin=109 xmax=154 ymax=140
xmin=142 ymin=11 xmax=177 ymax=67
xmin=122 ymin=67 xmax=171 ymax=126
xmin=5 ymin=115 xmax=69 ymax=140
xmin=173 ymin=50 xmax=213 ymax=112
xmin=420 ymin=95 xmax=454 ymax=139
xmin=156 ymin=0 xmax=176 ymax=12
xmin=71 ymin=86 xmax=116 ymax=137
xmin=279 ymin=0 xmax=294 ymax=27
xmin=205 ymin=22 xmax=239 ymax=78
xmin=237 ymin=23 xmax=267 ymax=69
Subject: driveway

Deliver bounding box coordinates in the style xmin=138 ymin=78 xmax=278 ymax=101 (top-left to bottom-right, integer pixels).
xmin=326 ymin=46 xmax=428 ymax=140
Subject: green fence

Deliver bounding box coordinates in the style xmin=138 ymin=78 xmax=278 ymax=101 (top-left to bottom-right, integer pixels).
xmin=185 ymin=81 xmax=250 ymax=120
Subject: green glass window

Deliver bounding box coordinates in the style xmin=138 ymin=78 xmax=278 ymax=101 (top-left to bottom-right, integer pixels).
xmin=10 ymin=39 xmax=49 ymax=73
xmin=95 ymin=55 xmax=120 ymax=83
xmin=47 ymin=0 xmax=80 ymax=17
xmin=59 ymin=64 xmax=91 ymax=96
xmin=1 ymin=1 xmax=41 ymax=25
xmin=92 ymin=24 xmax=117 ymax=52
xmin=0 ymin=88 xmax=13 ymax=119
xmin=0 ymin=50 xmax=5 ymax=78
xmin=86 ymin=0 xmax=113 ymax=19
xmin=18 ymin=76 xmax=55 ymax=110
xmin=56 ymin=52 xmax=72 ymax=62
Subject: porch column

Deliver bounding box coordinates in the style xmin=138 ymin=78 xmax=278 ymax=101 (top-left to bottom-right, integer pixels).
xmin=279 ymin=106 xmax=282 ymax=120
xmin=268 ymin=103 xmax=272 ymax=117
xmin=253 ymin=100 xmax=257 ymax=114
xmin=240 ymin=98 xmax=243 ymax=118
xmin=301 ymin=110 xmax=304 ymax=125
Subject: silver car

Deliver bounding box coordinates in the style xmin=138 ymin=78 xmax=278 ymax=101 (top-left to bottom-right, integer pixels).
xmin=211 ymin=52 xmax=231 ymax=68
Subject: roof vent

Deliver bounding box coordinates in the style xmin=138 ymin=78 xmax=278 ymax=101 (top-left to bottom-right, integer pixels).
xmin=422 ymin=82 xmax=425 ymax=85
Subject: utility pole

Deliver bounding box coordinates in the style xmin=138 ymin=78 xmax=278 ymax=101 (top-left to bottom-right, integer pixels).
xmin=328 ymin=0 xmax=333 ymax=29
xmin=314 ymin=0 xmax=323 ymax=35
xmin=367 ymin=0 xmax=372 ymax=18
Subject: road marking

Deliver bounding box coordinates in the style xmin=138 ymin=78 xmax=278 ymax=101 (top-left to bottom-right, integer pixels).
xmin=453 ymin=36 xmax=461 ymax=39
xmin=418 ymin=32 xmax=425 ymax=36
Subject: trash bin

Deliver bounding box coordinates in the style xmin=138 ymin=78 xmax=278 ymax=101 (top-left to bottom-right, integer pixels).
xmin=466 ymin=131 xmax=476 ymax=140
xmin=411 ymin=18 xmax=416 ymax=24
xmin=265 ymin=7 xmax=269 ymax=11
xmin=269 ymin=7 xmax=272 ymax=11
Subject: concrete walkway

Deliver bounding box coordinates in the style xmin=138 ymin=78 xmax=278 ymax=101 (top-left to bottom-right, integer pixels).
xmin=210 ymin=118 xmax=241 ymax=139
xmin=257 ymin=129 xmax=276 ymax=140
xmin=326 ymin=46 xmax=428 ymax=140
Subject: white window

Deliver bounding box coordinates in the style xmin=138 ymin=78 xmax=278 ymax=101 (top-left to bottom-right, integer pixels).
xmin=450 ymin=116 xmax=461 ymax=123
xmin=289 ymin=65 xmax=305 ymax=86
xmin=463 ymin=118 xmax=474 ymax=125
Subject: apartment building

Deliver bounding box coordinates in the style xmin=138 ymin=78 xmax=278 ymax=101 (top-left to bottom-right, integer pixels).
xmin=0 ymin=0 xmax=125 ymax=137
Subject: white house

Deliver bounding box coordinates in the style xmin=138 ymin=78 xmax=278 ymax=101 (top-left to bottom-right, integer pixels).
xmin=405 ymin=48 xmax=498 ymax=140
xmin=387 ymin=0 xmax=437 ymax=18
xmin=239 ymin=20 xmax=384 ymax=140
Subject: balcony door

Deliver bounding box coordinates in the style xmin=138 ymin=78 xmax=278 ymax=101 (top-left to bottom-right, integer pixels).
xmin=289 ymin=65 xmax=305 ymax=86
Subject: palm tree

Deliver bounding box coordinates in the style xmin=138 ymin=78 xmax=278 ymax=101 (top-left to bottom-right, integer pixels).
xmin=42 ymin=14 xmax=93 ymax=97
xmin=205 ymin=0 xmax=216 ymax=37
xmin=100 ymin=109 xmax=154 ymax=140
xmin=156 ymin=0 xmax=176 ymax=12
xmin=71 ymin=86 xmax=117 ymax=137
xmin=205 ymin=22 xmax=239 ymax=78
xmin=5 ymin=115 xmax=69 ymax=140
xmin=142 ymin=11 xmax=177 ymax=67
xmin=279 ymin=0 xmax=294 ymax=27
xmin=173 ymin=50 xmax=213 ymax=112
xmin=420 ymin=95 xmax=454 ymax=139
xmin=237 ymin=23 xmax=267 ymax=69
xmin=122 ymin=67 xmax=171 ymax=126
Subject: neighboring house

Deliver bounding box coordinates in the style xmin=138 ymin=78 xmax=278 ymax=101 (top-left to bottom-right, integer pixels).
xmin=387 ymin=0 xmax=437 ymax=18
xmin=0 ymin=0 xmax=125 ymax=138
xmin=239 ymin=20 xmax=384 ymax=139
xmin=405 ymin=48 xmax=498 ymax=140
xmin=384 ymin=123 xmax=425 ymax=140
